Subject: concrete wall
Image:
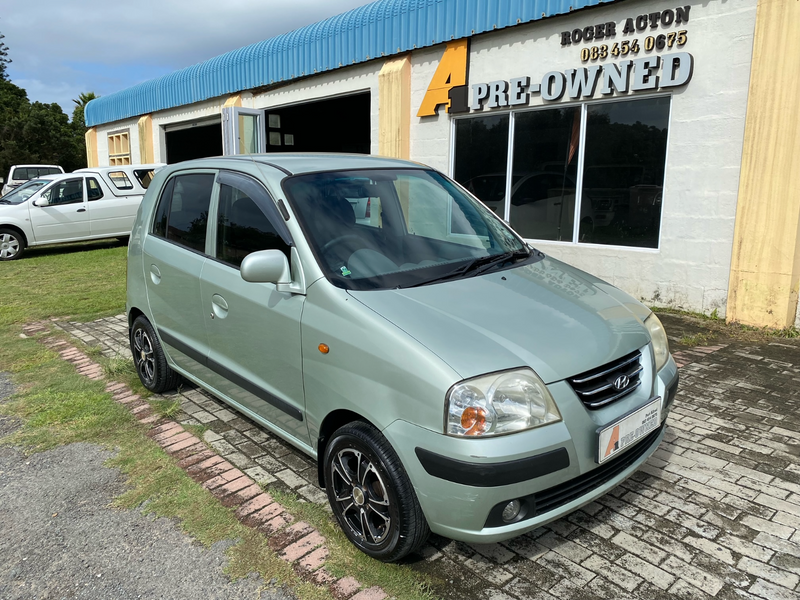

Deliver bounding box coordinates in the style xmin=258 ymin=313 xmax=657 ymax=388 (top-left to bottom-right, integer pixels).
xmin=413 ymin=0 xmax=758 ymax=317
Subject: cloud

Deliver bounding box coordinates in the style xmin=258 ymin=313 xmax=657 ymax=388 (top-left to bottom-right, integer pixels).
xmin=2 ymin=0 xmax=373 ymax=114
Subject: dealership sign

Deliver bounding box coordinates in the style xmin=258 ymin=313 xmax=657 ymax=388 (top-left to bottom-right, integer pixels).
xmin=418 ymin=5 xmax=694 ymax=117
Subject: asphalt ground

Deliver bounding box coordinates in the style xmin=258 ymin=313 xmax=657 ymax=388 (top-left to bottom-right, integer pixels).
xmin=0 ymin=373 xmax=294 ymax=600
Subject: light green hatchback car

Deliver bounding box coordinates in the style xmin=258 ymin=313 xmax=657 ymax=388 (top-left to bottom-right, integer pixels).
xmin=127 ymin=154 xmax=678 ymax=562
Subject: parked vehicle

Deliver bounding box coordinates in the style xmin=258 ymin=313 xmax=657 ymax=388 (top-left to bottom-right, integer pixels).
xmin=126 ymin=155 xmax=678 ymax=561
xmin=0 ymin=164 xmax=165 ymax=260
xmin=1 ymin=164 xmax=64 ymax=196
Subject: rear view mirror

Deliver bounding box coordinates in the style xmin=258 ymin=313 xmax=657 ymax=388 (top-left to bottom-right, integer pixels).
xmin=240 ymin=249 xmax=291 ymax=284
xmin=32 ymin=197 xmax=50 ymax=207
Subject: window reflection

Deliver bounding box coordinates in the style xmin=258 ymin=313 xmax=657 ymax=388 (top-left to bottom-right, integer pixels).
xmin=453 ymin=114 xmax=509 ymax=217
xmin=579 ymin=97 xmax=670 ymax=248
xmin=510 ymin=108 xmax=580 ymax=241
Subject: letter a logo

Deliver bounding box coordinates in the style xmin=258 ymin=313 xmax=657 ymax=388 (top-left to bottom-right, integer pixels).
xmin=604 ymin=425 xmax=620 ymax=458
xmin=417 ymin=40 xmax=469 ymax=117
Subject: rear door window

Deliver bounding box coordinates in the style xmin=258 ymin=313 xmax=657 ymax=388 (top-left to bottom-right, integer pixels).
xmin=152 ymin=173 xmax=214 ymax=252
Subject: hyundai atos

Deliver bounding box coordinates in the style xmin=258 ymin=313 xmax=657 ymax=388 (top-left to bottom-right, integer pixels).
xmin=126 ymin=154 xmax=678 ymax=561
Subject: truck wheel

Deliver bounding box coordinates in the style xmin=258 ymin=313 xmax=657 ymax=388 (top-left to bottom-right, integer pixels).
xmin=324 ymin=422 xmax=429 ymax=562
xmin=130 ymin=315 xmax=181 ymax=393
xmin=0 ymin=228 xmax=25 ymax=261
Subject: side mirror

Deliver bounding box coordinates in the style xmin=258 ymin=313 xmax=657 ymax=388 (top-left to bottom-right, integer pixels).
xmin=32 ymin=197 xmax=49 ymax=207
xmin=240 ymin=249 xmax=291 ymax=284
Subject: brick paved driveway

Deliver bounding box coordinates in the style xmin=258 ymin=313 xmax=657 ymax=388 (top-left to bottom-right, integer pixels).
xmin=56 ymin=314 xmax=800 ymax=600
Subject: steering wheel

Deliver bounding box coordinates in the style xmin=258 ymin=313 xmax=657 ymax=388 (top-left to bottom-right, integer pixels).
xmin=321 ymin=234 xmax=368 ymax=254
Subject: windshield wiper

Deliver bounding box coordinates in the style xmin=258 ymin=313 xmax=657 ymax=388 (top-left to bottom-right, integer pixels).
xmin=401 ymin=248 xmax=530 ymax=288
xmin=0 ymin=199 xmax=10 ymax=204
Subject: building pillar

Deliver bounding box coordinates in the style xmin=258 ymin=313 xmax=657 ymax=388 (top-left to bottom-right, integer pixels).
xmin=137 ymin=115 xmax=155 ymax=164
xmin=378 ymin=55 xmax=411 ymax=159
xmin=84 ymin=128 xmax=98 ymax=168
xmin=727 ymin=0 xmax=800 ymax=328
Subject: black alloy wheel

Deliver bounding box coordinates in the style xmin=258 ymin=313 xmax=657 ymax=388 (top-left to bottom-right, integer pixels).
xmin=324 ymin=422 xmax=429 ymax=562
xmin=129 ymin=315 xmax=180 ymax=393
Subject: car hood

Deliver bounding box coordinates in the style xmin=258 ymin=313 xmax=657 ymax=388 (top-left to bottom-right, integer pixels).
xmin=348 ymin=256 xmax=651 ymax=384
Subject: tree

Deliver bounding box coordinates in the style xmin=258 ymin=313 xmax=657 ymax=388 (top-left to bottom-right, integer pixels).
xmin=71 ymin=91 xmax=98 ymax=129
xmin=0 ymin=36 xmax=87 ymax=178
xmin=0 ymin=32 xmax=10 ymax=81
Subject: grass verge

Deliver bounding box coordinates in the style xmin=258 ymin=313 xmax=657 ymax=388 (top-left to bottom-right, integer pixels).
xmin=0 ymin=328 xmax=333 ymax=599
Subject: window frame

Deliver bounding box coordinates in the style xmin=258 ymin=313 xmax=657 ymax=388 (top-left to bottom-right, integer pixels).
xmin=108 ymin=130 xmax=131 ymax=166
xmin=450 ymin=92 xmax=673 ymax=253
xmin=150 ymin=169 xmax=218 ymax=256
xmin=86 ymin=177 xmax=105 ymax=201
xmin=210 ymin=170 xmax=294 ymax=270
xmin=42 ymin=177 xmax=86 ymax=206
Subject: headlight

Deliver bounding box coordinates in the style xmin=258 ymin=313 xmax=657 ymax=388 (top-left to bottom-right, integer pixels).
xmin=445 ymin=368 xmax=562 ymax=437
xmin=645 ymin=312 xmax=670 ymax=371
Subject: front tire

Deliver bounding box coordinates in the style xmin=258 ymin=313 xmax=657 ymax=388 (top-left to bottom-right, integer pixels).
xmin=129 ymin=315 xmax=180 ymax=393
xmin=0 ymin=228 xmax=26 ymax=261
xmin=324 ymin=422 xmax=429 ymax=562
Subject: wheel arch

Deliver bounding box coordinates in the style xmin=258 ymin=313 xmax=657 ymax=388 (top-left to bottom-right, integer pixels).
xmin=316 ymin=409 xmax=378 ymax=487
xmin=0 ymin=224 xmax=29 ymax=246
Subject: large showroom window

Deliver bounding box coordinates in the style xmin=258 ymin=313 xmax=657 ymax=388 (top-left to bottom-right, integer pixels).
xmin=453 ymin=114 xmax=509 ymax=218
xmin=453 ymin=96 xmax=671 ymax=249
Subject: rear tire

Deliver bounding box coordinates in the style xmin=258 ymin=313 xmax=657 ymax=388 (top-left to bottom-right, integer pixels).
xmin=324 ymin=421 xmax=429 ymax=562
xmin=0 ymin=228 xmax=26 ymax=261
xmin=130 ymin=315 xmax=181 ymax=393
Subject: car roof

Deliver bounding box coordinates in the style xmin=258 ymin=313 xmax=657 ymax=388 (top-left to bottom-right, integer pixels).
xmin=167 ymin=153 xmax=427 ymax=176
xmin=11 ymin=164 xmax=63 ymax=169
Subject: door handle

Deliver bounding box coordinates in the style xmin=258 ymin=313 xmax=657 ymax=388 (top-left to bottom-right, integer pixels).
xmin=211 ymin=293 xmax=229 ymax=319
xmin=149 ymin=264 xmax=161 ymax=285
xmin=77 ymin=208 xmax=86 ymax=212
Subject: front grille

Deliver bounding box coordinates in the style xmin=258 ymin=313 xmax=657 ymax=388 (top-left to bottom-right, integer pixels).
xmin=568 ymin=351 xmax=643 ymax=409
xmin=484 ymin=421 xmax=664 ymax=528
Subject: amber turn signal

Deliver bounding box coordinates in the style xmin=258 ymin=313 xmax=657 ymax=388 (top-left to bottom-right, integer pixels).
xmin=318 ymin=343 xmax=330 ymax=354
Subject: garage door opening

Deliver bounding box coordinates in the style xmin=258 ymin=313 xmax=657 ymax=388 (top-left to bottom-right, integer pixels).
xmin=165 ymin=121 xmax=223 ymax=164
xmin=263 ymin=93 xmax=370 ymax=154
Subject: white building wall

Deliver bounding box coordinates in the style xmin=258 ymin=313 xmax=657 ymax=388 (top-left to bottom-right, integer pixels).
xmin=408 ymin=0 xmax=758 ymax=316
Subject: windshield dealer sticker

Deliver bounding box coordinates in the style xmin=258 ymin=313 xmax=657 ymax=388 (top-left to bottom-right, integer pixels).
xmin=340 ymin=266 xmax=351 ymax=277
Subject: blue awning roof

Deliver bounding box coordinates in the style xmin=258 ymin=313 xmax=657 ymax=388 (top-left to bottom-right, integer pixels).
xmin=85 ymin=0 xmax=617 ymax=127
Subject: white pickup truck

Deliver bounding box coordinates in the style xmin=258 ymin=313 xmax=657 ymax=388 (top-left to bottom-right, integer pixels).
xmin=0 ymin=164 xmax=165 ymax=260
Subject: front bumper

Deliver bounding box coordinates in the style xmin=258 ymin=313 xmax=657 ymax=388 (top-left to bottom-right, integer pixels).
xmin=383 ymin=356 xmax=678 ymax=543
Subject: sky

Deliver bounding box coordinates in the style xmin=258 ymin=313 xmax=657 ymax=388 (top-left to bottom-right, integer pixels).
xmin=2 ymin=0 xmax=375 ymax=116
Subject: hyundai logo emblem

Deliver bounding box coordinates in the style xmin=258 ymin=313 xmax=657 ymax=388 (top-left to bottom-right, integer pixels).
xmin=613 ymin=375 xmax=630 ymax=391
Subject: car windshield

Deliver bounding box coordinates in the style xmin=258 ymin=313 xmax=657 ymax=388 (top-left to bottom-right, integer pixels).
xmin=0 ymin=179 xmax=49 ymax=205
xmin=282 ymin=168 xmax=534 ymax=291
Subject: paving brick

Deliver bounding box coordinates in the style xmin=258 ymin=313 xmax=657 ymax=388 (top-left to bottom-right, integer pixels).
xmin=331 ymin=576 xmax=361 ymax=599
xmin=164 ymin=436 xmax=202 ymax=454
xmin=611 ymin=531 xmax=667 ymax=566
xmin=296 ymin=546 xmax=329 ymax=573
xmin=201 ymin=468 xmax=245 ymax=490
xmin=261 ymin=512 xmax=293 ymax=535
xmin=350 ymin=588 xmax=387 ymax=600
xmin=749 ymin=578 xmax=800 ymax=600
xmin=177 ymin=449 xmax=216 ymax=469
xmin=235 ymin=493 xmax=274 ymax=518
xmin=661 ymin=555 xmax=724 ymax=595
xmin=212 ymin=475 xmax=253 ymax=498
xmin=310 ymin=567 xmax=336 ymax=586
xmin=737 ymin=557 xmax=800 ymax=589
xmin=615 ymin=554 xmax=675 ymax=590
xmin=581 ymin=554 xmax=642 ymax=592
xmin=281 ymin=531 xmax=325 ymax=562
